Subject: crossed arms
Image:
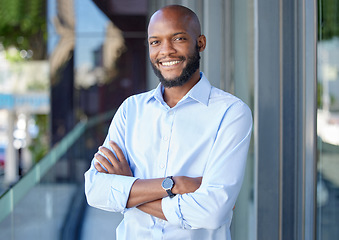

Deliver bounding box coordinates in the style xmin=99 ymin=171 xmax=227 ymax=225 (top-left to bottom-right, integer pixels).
xmin=94 ymin=141 xmax=202 ymax=220
xmin=85 ymin=99 xmax=253 ymax=229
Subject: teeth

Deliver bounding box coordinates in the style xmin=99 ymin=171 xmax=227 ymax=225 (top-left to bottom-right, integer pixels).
xmin=161 ymin=60 xmax=181 ymax=66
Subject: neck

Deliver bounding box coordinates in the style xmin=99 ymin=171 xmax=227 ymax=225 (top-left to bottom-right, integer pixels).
xmin=163 ymin=71 xmax=200 ymax=108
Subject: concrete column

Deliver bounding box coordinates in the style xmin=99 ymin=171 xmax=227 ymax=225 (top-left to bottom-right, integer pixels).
xmin=4 ymin=110 xmax=18 ymax=185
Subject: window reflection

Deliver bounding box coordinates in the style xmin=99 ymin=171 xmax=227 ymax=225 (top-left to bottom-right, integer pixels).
xmin=317 ymin=0 xmax=339 ymax=239
xmin=0 ymin=0 xmax=49 ymax=191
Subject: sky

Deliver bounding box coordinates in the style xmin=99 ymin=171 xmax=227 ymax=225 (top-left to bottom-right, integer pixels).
xmin=48 ymin=0 xmax=109 ymax=69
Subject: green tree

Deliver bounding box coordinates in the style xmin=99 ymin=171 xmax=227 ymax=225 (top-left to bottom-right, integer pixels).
xmin=0 ymin=0 xmax=47 ymax=60
xmin=28 ymin=114 xmax=49 ymax=163
xmin=318 ymin=0 xmax=339 ymax=40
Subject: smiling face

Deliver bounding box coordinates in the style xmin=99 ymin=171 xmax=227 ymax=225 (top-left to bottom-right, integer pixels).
xmin=151 ymin=42 xmax=201 ymax=88
xmin=148 ymin=6 xmax=206 ymax=88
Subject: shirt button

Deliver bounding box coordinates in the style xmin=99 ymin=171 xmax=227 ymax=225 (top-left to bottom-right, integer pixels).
xmin=160 ymin=163 xmax=165 ymax=169
xmin=163 ymin=136 xmax=168 ymax=141
xmin=168 ymin=111 xmax=174 ymax=115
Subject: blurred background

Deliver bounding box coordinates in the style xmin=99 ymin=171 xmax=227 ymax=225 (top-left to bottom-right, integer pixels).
xmin=0 ymin=0 xmax=338 ymax=239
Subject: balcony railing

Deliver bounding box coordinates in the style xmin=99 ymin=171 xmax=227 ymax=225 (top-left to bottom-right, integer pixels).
xmin=0 ymin=110 xmax=115 ymax=239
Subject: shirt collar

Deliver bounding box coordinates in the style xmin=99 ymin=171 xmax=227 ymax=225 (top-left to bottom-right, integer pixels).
xmin=146 ymin=83 xmax=164 ymax=104
xmin=186 ymin=72 xmax=211 ymax=106
xmin=146 ymin=72 xmax=211 ymax=106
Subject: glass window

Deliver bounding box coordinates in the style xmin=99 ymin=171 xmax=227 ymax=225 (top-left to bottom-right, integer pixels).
xmin=230 ymin=1 xmax=255 ymax=240
xmin=317 ymin=0 xmax=339 ymax=239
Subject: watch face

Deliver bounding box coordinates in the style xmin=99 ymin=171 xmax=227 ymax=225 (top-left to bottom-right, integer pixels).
xmin=162 ymin=177 xmax=173 ymax=189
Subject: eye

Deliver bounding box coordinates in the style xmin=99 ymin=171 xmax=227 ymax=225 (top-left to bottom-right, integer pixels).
xmin=149 ymin=40 xmax=160 ymax=46
xmin=174 ymin=37 xmax=186 ymax=41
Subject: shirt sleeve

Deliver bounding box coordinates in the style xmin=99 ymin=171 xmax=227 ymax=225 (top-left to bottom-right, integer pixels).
xmin=162 ymin=101 xmax=253 ymax=230
xmin=84 ymin=100 xmax=138 ymax=213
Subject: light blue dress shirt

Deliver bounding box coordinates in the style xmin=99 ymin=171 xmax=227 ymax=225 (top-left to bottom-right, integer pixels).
xmin=85 ymin=72 xmax=253 ymax=240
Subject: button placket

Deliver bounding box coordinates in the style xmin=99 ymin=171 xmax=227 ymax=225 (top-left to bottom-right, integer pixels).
xmin=158 ymin=109 xmax=175 ymax=175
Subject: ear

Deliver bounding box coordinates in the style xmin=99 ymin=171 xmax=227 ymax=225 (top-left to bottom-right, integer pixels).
xmin=197 ymin=35 xmax=206 ymax=52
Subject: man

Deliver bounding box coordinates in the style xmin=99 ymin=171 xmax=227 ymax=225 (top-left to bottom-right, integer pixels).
xmin=85 ymin=5 xmax=252 ymax=240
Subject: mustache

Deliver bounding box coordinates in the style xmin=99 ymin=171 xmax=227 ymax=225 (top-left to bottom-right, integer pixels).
xmin=155 ymin=56 xmax=186 ymax=64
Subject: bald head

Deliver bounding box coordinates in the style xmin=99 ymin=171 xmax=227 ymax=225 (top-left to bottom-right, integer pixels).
xmin=148 ymin=5 xmax=202 ymax=38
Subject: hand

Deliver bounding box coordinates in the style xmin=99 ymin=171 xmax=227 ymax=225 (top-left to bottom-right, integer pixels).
xmin=172 ymin=176 xmax=202 ymax=195
xmin=94 ymin=141 xmax=133 ymax=177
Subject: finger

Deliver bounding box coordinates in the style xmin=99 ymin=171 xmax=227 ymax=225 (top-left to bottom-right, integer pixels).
xmin=94 ymin=162 xmax=107 ymax=173
xmin=109 ymin=141 xmax=127 ymax=163
xmin=95 ymin=153 xmax=114 ymax=172
xmin=99 ymin=146 xmax=119 ymax=164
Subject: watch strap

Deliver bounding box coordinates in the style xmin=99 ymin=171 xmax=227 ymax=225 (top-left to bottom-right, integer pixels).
xmin=166 ymin=189 xmax=175 ymax=198
xmin=163 ymin=176 xmax=176 ymax=198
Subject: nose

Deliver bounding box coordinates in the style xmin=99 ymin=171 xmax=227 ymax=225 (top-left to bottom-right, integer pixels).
xmin=159 ymin=40 xmax=176 ymax=56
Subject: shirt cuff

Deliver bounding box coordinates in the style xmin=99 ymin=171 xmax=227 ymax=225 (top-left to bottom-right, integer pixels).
xmin=86 ymin=169 xmax=138 ymax=212
xmin=162 ymin=195 xmax=192 ymax=229
xmin=110 ymin=174 xmax=138 ymax=210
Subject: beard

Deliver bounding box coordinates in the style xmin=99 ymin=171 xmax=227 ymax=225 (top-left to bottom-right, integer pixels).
xmin=151 ymin=44 xmax=200 ymax=88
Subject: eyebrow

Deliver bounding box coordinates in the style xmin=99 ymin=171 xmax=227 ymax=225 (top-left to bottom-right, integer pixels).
xmin=148 ymin=32 xmax=187 ymax=40
xmin=173 ymin=32 xmax=187 ymax=36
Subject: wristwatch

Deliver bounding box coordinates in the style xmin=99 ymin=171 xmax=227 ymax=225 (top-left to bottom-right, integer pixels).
xmin=162 ymin=176 xmax=175 ymax=198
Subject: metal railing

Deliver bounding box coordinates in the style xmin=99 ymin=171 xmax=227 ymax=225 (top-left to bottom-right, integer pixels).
xmin=0 ymin=110 xmax=115 ymax=223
